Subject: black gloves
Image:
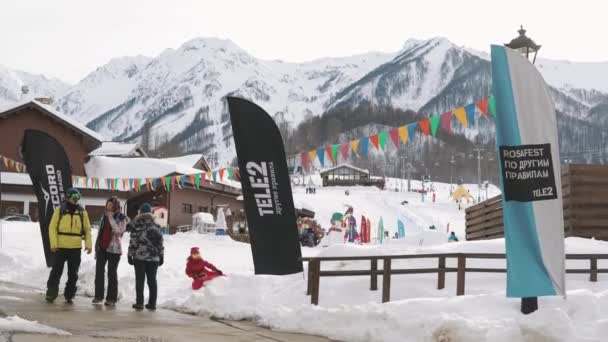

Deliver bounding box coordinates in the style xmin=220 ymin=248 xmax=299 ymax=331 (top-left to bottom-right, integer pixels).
xmin=159 ymin=256 xmax=164 ymax=267
xmin=128 ymin=256 xmax=134 ymax=265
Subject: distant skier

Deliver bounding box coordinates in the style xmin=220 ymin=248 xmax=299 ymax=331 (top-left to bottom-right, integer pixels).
xmin=448 ymin=232 xmax=459 ymax=243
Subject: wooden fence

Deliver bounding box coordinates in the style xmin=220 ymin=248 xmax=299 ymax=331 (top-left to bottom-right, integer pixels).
xmin=466 ymin=164 xmax=608 ymax=241
xmin=302 ymin=253 xmax=608 ymax=305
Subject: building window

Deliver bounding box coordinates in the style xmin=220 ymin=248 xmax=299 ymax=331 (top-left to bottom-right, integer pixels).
xmin=199 ymin=206 xmax=208 ymax=213
xmin=160 ymin=212 xmax=165 ymax=219
xmin=182 ymin=203 xmax=193 ymax=214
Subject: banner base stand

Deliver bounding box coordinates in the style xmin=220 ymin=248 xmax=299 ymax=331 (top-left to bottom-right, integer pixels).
xmin=521 ymin=297 xmax=538 ymax=314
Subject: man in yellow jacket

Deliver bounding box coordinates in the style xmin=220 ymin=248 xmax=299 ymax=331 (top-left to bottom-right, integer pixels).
xmin=46 ymin=188 xmax=92 ymax=303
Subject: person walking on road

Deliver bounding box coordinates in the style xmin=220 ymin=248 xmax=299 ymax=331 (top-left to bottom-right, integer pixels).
xmin=93 ymin=197 xmax=128 ymax=306
xmin=45 ymin=188 xmax=92 ymax=304
xmin=127 ymin=203 xmax=164 ymax=311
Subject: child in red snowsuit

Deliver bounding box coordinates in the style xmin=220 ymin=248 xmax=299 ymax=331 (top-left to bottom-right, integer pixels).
xmin=185 ymin=247 xmax=223 ymax=290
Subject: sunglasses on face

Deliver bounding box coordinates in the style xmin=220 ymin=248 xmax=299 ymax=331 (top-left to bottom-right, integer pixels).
xmin=69 ymin=194 xmax=81 ymax=202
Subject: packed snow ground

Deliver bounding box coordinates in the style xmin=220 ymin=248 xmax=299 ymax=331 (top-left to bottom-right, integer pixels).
xmin=2 ymin=182 xmax=608 ymax=341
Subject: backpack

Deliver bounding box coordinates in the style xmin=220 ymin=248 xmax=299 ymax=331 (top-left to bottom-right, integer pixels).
xmin=56 ymin=204 xmax=86 ymax=240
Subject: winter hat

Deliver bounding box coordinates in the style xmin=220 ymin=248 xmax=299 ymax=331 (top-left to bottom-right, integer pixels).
xmin=190 ymin=247 xmax=200 ymax=255
xmin=140 ymin=203 xmax=152 ymax=213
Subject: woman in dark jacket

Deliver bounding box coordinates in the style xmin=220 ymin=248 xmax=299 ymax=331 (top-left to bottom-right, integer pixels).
xmin=93 ymin=197 xmax=128 ymax=306
xmin=127 ymin=203 xmax=164 ymax=310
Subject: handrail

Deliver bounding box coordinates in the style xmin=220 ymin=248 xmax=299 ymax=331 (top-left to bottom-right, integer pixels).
xmin=302 ymin=252 xmax=608 ymax=305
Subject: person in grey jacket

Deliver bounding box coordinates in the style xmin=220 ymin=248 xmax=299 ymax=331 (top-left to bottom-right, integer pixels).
xmin=127 ymin=203 xmax=164 ymax=310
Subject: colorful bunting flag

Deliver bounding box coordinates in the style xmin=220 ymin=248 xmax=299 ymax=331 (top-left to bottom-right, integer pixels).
xmin=165 ymin=176 xmax=171 ymax=191
xmin=308 ymin=150 xmax=317 ymax=164
xmin=331 ymin=144 xmax=339 ymax=163
xmin=350 ymin=140 xmax=360 ymax=157
xmin=419 ymin=118 xmax=431 ymax=136
xmin=340 ymin=143 xmax=350 ymax=161
xmin=477 ymin=98 xmax=489 ymax=116
xmin=317 ymin=148 xmax=325 ymax=167
xmin=429 ymin=115 xmax=441 ymax=137
xmin=219 ymin=168 xmax=225 ymax=181
xmin=488 ymin=96 xmax=496 ymax=117
xmin=370 ymin=134 xmax=380 ymax=151
xmin=398 ymin=125 xmax=408 ymax=144
xmin=378 ymin=131 xmax=388 ymax=151
xmin=301 ymin=152 xmax=309 ymax=172
xmin=228 ymin=168 xmax=234 ymax=180
xmin=407 ymin=123 xmax=417 ymax=140
xmin=180 ymin=175 xmax=186 ymax=189
xmin=465 ymin=103 xmax=476 ymax=127
xmin=207 ymin=172 xmax=212 ymax=183
xmin=325 ymin=146 xmax=334 ymax=165
xmin=454 ymin=107 xmax=468 ymax=127
xmin=389 ymin=129 xmax=400 ymax=148
xmin=212 ymin=171 xmax=218 ymax=183
xmin=195 ymin=174 xmax=201 ymax=189
xmin=441 ymin=112 xmax=452 ymax=134
xmin=359 ymin=137 xmax=369 ymax=157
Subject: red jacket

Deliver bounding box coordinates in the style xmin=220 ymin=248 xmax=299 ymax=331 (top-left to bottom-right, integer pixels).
xmin=186 ymin=257 xmax=219 ymax=278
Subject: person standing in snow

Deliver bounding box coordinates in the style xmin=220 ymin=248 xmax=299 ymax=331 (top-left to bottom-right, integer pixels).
xmin=46 ymin=188 xmax=92 ymax=304
xmin=448 ymin=232 xmax=459 ymax=242
xmin=93 ymin=197 xmax=128 ymax=306
xmin=127 ymin=203 xmax=164 ymax=311
xmin=185 ymin=247 xmax=223 ymax=290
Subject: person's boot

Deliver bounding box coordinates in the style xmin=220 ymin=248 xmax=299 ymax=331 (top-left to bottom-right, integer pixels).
xmin=145 ymin=304 xmax=156 ymax=311
xmin=104 ymin=300 xmax=116 ymax=307
xmin=92 ymin=298 xmax=103 ymax=305
xmin=45 ymin=287 xmax=58 ymax=303
xmin=132 ymin=303 xmax=144 ymax=310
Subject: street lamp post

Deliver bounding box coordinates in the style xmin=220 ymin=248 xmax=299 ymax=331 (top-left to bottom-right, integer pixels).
xmin=505 ymin=25 xmax=542 ymax=315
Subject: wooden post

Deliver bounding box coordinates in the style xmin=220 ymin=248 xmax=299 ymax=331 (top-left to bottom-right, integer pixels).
xmin=307 ymin=260 xmax=313 ymax=295
xmin=382 ymin=257 xmax=392 ymax=303
xmin=437 ymin=256 xmax=446 ymax=290
xmin=370 ymin=258 xmax=378 ymax=291
xmin=456 ymin=254 xmax=466 ymax=296
xmin=590 ymin=258 xmax=598 ymax=282
xmin=311 ymin=259 xmax=321 ymax=305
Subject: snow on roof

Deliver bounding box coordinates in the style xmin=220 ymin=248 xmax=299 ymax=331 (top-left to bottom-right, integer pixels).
xmin=320 ymin=164 xmax=370 ymax=175
xmin=89 ymin=142 xmax=142 ymax=157
xmin=0 ymin=100 xmax=104 ymax=142
xmin=193 ymin=212 xmax=215 ymax=225
xmin=1 ymin=172 xmax=32 ymax=185
xmin=85 ymin=156 xmax=202 ymax=179
xmin=162 ymin=154 xmax=204 ymax=167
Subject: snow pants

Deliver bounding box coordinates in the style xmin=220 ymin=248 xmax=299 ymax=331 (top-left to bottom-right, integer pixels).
xmin=134 ymin=261 xmax=158 ymax=306
xmin=46 ymin=249 xmax=81 ymax=301
xmin=95 ymin=250 xmax=121 ymax=301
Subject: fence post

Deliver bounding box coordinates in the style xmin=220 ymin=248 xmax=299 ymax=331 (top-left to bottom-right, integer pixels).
xmin=311 ymin=259 xmax=321 ymax=305
xmin=437 ymin=256 xmax=446 ymax=290
xmin=590 ymin=258 xmax=598 ymax=282
xmin=456 ymin=254 xmax=466 ymax=296
xmin=307 ymin=260 xmax=313 ymax=295
xmin=370 ymin=258 xmax=378 ymax=291
xmin=382 ymin=257 xmax=392 ymax=303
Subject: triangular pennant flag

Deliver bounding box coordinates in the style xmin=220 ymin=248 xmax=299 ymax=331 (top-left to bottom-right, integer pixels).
xmin=476 ymin=98 xmax=489 ymax=117
xmin=407 ymin=123 xmax=417 ymax=140
xmin=360 ymin=137 xmax=369 ymax=157
xmin=212 ymin=171 xmax=218 ymax=183
xmin=398 ymin=125 xmax=409 ymax=144
xmin=175 ymin=176 xmax=181 ymax=189
xmin=465 ymin=103 xmax=476 ymax=127
xmin=206 ymin=172 xmax=212 ymax=183
xmin=440 ymin=112 xmax=452 ymax=135
xmin=331 ymin=144 xmax=339 ymax=164
xmin=71 ymin=176 xmax=75 ymax=185
xmin=308 ymin=150 xmax=317 ymax=164
xmin=189 ymin=174 xmax=195 ymax=187
xmin=219 ymin=168 xmax=225 ymax=181
xmin=325 ymin=146 xmax=334 ymax=165
xmin=114 ymin=178 xmax=119 ymax=190
xmin=378 ymin=131 xmax=388 ymax=151
xmin=195 ymin=174 xmax=201 ymax=189
xmin=370 ymin=134 xmax=380 ymax=151
xmin=228 ymin=168 xmax=234 ymax=180
xmin=2 ymin=157 xmax=8 ymax=168
xmin=133 ymin=178 xmax=139 ymax=191
xmin=389 ymin=129 xmax=400 ymax=148
xmin=301 ymin=152 xmax=309 ymax=172
xmin=488 ymin=96 xmax=496 ymax=117
xmin=340 ymin=143 xmax=350 ymax=161
xmin=171 ymin=176 xmax=176 ymax=190
xmin=152 ymin=178 xmax=158 ymax=191
xmin=106 ymin=179 xmax=111 ymax=190
xmin=317 ymin=148 xmax=325 ymax=167
xmin=165 ymin=176 xmax=171 ymax=191
xmin=233 ymin=168 xmax=240 ymax=182
xmin=350 ymin=140 xmax=360 ymax=157
xmin=454 ymin=107 xmax=468 ymax=127
xmin=419 ymin=118 xmax=431 ymax=136
xmin=129 ymin=178 xmax=134 ymax=190
xmin=429 ymin=115 xmax=441 ymax=137
xmin=180 ymin=175 xmax=186 ymax=189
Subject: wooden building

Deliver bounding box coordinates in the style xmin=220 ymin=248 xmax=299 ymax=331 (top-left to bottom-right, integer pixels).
xmin=0 ymin=100 xmax=243 ymax=231
xmin=465 ymin=164 xmax=608 ymax=241
xmin=320 ymin=164 xmax=385 ymax=189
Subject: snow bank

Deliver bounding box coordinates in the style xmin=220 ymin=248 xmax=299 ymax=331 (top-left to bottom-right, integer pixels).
xmin=0 ymin=316 xmax=70 ymax=335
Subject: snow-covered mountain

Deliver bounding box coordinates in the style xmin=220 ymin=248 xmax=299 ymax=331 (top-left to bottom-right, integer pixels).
xmin=0 ymin=64 xmax=70 ymax=108
xmin=1 ymin=37 xmax=607 ymax=167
